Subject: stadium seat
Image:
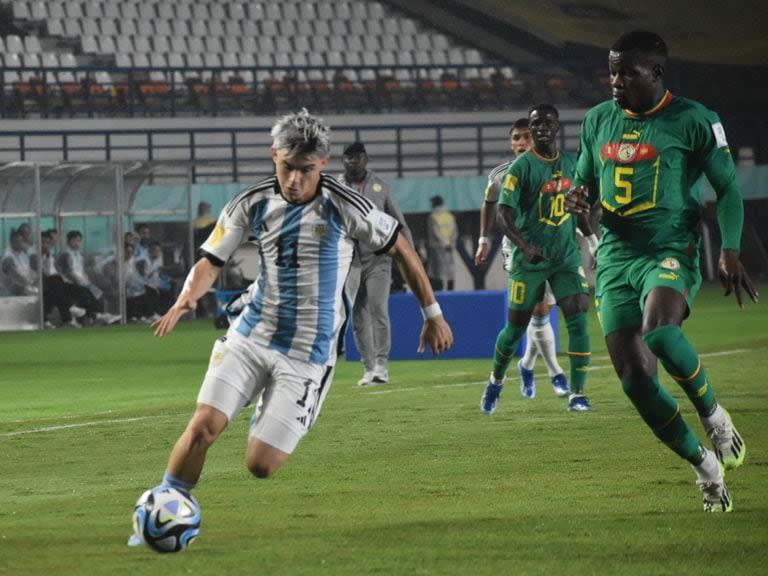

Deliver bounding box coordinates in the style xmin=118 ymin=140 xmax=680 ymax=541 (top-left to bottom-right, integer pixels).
xmin=134 ymin=36 xmax=152 ymax=54
xmin=23 ymin=35 xmax=42 ymax=53
xmin=208 ymin=19 xmax=225 ymax=37
xmin=204 ymin=37 xmax=223 ymax=54
xmin=170 ymin=20 xmax=189 ymax=38
xmin=102 ymin=3 xmax=120 ymax=19
xmin=310 ymin=36 xmax=329 ymax=54
xmin=190 ymin=21 xmax=207 ymax=37
xmin=170 ymin=37 xmax=188 ymax=54
xmin=209 ymin=3 xmax=226 ymax=20
xmin=175 ymin=3 xmax=192 ymax=20
xmin=330 ymin=20 xmax=347 ymax=36
xmin=12 ymin=1 xmax=30 ymax=19
xmin=191 ymin=4 xmax=209 ymax=20
xmin=120 ymin=19 xmax=138 ymax=37
xmin=98 ymin=17 xmax=118 ymax=36
xmin=6 ymin=35 xmax=24 ymax=54
xmin=98 ymin=36 xmax=116 ymax=54
xmin=49 ymin=2 xmax=66 ymax=19
xmin=241 ymin=38 xmax=258 ymax=55
xmin=224 ymin=21 xmax=240 ymax=38
xmin=154 ymin=20 xmax=172 ymax=37
xmin=245 ymin=3 xmax=264 ymax=20
xmin=151 ymin=35 xmax=172 ymax=55
xmin=157 ymin=4 xmax=174 ymax=20
xmin=137 ymin=4 xmax=156 ymax=20
xmin=328 ymin=36 xmax=346 ymax=53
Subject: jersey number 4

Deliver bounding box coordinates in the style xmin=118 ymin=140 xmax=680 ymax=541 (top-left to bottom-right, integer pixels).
xmin=275 ymin=238 xmax=300 ymax=268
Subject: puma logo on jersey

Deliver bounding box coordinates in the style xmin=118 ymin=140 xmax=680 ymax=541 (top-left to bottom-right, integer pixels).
xmin=621 ymin=129 xmax=642 ymax=140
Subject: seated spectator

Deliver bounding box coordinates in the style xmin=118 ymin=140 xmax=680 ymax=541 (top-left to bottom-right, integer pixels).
xmin=16 ymin=222 xmax=35 ymax=254
xmin=57 ymin=230 xmax=120 ymax=325
xmin=124 ymin=241 xmax=151 ymax=322
xmin=38 ymin=231 xmax=83 ymax=328
xmin=1 ymin=229 xmax=38 ymax=296
xmin=134 ymin=223 xmax=154 ymax=261
xmin=142 ymin=240 xmax=174 ymax=317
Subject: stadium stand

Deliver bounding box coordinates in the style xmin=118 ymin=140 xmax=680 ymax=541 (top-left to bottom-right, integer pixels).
xmin=0 ymin=0 xmax=588 ymax=118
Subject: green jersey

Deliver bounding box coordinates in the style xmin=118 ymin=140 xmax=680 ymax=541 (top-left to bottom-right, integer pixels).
xmin=574 ymin=92 xmax=743 ymax=257
xmin=499 ymin=149 xmax=580 ymax=270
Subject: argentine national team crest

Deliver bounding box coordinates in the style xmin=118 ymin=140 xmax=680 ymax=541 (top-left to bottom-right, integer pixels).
xmin=312 ymin=220 xmax=329 ymax=239
xmin=660 ymin=257 xmax=680 ymax=271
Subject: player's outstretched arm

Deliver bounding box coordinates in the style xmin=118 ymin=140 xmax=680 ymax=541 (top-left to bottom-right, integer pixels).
xmin=154 ymin=257 xmax=222 ymax=337
xmin=389 ymin=233 xmax=454 ymax=355
xmin=718 ymin=249 xmax=759 ymax=308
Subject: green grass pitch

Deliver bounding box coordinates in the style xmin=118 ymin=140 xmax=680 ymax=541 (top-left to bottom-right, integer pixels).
xmin=1 ymin=285 xmax=766 ymax=576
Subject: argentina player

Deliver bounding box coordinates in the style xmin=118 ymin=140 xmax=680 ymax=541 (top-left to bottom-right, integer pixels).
xmin=140 ymin=110 xmax=453 ymax=518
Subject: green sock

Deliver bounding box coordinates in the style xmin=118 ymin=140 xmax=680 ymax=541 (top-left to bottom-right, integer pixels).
xmin=564 ymin=312 xmax=590 ymax=394
xmin=621 ymin=375 xmax=703 ymax=462
xmin=643 ymin=325 xmax=717 ymax=416
xmin=491 ymin=322 xmax=526 ymax=381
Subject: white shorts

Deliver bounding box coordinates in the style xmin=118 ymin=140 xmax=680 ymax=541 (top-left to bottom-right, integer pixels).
xmin=197 ymin=333 xmax=334 ymax=454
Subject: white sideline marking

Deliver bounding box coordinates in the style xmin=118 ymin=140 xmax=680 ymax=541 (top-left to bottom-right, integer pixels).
xmin=3 ymin=350 xmax=754 ymax=431
xmin=11 ymin=409 xmax=116 ymax=424
xmin=362 ymin=348 xmax=752 ymax=394
xmin=1 ymin=413 xmax=186 ymax=438
xmin=700 ymin=348 xmax=749 ymax=358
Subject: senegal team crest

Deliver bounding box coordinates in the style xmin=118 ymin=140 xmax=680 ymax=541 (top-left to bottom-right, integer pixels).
xmin=660 ymin=257 xmax=680 ymax=271
xmin=312 ymin=221 xmax=329 ymax=239
xmin=617 ymin=143 xmax=637 ymax=162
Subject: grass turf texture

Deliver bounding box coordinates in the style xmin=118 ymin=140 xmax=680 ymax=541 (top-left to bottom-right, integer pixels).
xmin=1 ymin=284 xmax=766 ymax=576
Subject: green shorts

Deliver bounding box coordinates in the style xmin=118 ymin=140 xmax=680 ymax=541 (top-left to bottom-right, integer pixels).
xmin=595 ymin=250 xmax=702 ymax=336
xmin=507 ymin=262 xmax=589 ymax=311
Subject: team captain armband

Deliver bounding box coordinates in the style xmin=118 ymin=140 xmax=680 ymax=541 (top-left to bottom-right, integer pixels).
xmin=421 ymin=302 xmax=443 ymax=320
xmin=712 ymin=122 xmax=729 ymax=148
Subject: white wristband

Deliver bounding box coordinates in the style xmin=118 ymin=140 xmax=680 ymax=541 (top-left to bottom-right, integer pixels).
xmin=478 ymin=236 xmax=490 ymax=246
xmin=421 ymin=302 xmax=443 ymax=320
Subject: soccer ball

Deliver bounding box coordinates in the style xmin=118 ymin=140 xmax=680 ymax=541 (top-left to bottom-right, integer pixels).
xmin=132 ymin=486 xmax=201 ymax=553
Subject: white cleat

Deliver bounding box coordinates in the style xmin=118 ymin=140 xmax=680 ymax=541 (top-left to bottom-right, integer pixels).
xmin=700 ymin=406 xmax=745 ymax=471
xmin=357 ymin=371 xmax=374 ymax=386
xmin=693 ymin=448 xmax=732 ymax=512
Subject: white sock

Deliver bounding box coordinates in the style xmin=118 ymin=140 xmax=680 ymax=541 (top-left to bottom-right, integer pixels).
xmin=529 ymin=314 xmax=563 ymax=377
xmin=520 ymin=321 xmax=539 ymax=370
xmin=692 ymin=448 xmax=721 ymax=482
xmin=700 ymin=404 xmax=725 ymax=428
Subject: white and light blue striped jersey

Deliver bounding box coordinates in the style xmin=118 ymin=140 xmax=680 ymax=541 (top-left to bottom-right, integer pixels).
xmin=483 ymin=160 xmax=514 ymax=203
xmin=201 ymin=174 xmax=401 ymax=365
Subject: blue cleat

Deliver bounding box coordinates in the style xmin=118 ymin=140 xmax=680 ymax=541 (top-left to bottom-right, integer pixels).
xmin=551 ymin=373 xmax=570 ymax=397
xmin=567 ymin=393 xmax=592 ymax=411
xmin=518 ymin=360 xmax=536 ymax=399
xmin=481 ymin=375 xmax=504 ymax=414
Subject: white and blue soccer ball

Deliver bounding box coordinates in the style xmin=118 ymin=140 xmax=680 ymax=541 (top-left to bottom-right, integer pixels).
xmin=132 ymin=486 xmax=201 ymax=553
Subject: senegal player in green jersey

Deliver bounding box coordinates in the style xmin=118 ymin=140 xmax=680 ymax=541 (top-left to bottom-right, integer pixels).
xmin=566 ymin=30 xmax=759 ymax=512
xmin=480 ymin=103 xmax=595 ymax=415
